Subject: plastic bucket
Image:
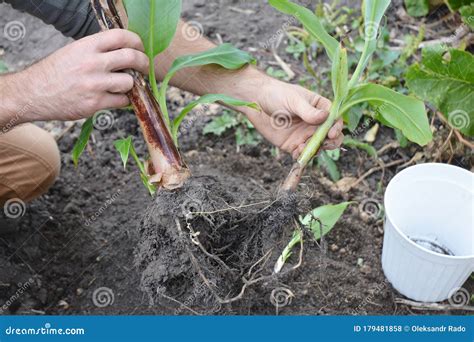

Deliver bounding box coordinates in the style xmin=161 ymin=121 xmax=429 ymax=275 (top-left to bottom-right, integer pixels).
xmin=382 ymin=163 xmax=474 ymax=302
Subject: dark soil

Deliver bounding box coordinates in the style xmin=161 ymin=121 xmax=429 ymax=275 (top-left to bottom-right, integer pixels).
xmin=138 ymin=174 xmax=297 ymax=314
xmin=0 ymin=0 xmax=472 ymax=316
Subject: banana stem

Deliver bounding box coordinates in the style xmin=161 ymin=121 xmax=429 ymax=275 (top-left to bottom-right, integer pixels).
xmin=281 ymin=102 xmax=341 ymax=192
xmin=91 ymin=0 xmax=190 ymax=190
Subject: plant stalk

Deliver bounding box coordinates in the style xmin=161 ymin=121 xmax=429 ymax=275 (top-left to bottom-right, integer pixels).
xmin=91 ymin=0 xmax=190 ymax=190
xmin=281 ymin=101 xmax=341 ymax=192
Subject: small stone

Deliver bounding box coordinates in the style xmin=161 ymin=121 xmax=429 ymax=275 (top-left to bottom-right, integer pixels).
xmin=58 ymin=300 xmax=69 ymax=309
xmin=339 ymin=248 xmax=347 ymax=254
xmin=76 ymin=288 xmax=84 ymax=296
xmin=330 ymin=244 xmax=339 ymax=252
xmin=360 ymin=265 xmax=372 ymax=274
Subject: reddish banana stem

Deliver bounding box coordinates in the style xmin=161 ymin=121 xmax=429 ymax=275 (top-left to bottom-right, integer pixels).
xmin=90 ymin=0 xmax=190 ymax=190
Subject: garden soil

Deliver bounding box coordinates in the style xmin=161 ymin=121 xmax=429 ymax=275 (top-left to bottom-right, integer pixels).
xmin=0 ymin=0 xmax=471 ymax=315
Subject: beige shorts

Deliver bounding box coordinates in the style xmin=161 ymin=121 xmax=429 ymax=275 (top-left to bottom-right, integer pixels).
xmin=0 ymin=124 xmax=60 ymax=205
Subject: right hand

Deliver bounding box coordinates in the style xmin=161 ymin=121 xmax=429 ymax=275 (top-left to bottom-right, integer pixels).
xmin=18 ymin=29 xmax=149 ymax=122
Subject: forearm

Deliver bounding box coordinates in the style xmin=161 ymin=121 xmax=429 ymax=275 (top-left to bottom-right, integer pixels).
xmin=154 ymin=20 xmax=272 ymax=103
xmin=0 ymin=72 xmax=37 ymax=129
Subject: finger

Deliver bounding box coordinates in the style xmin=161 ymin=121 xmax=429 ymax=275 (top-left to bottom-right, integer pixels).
xmin=311 ymin=94 xmax=332 ymax=111
xmin=105 ymin=48 xmax=149 ymax=74
xmin=99 ymin=93 xmax=130 ymax=109
xmin=101 ymin=73 xmax=135 ymax=93
xmin=96 ymin=29 xmax=145 ymax=52
xmin=328 ymin=118 xmax=344 ymax=139
xmin=293 ymin=143 xmax=306 ymax=160
xmin=291 ymin=99 xmax=329 ymax=126
xmin=323 ymin=133 xmax=344 ymax=150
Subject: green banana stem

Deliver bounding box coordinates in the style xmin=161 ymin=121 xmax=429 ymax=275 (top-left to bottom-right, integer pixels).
xmin=281 ymin=101 xmax=341 ymax=192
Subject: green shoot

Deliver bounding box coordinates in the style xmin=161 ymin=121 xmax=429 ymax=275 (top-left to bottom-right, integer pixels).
xmin=114 ymin=137 xmax=157 ymax=195
xmin=269 ymin=0 xmax=432 ymax=191
xmin=275 ymin=201 xmax=354 ymax=273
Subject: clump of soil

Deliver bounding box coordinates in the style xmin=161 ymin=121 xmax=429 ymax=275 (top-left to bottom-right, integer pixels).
xmin=137 ymin=174 xmax=297 ymax=313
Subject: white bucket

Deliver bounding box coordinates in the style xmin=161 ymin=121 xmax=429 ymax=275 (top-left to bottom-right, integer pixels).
xmin=382 ymin=163 xmax=474 ymax=302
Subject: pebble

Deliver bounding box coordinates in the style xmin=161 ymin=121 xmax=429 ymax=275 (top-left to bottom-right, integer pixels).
xmin=360 ymin=265 xmax=372 ymax=274
xmin=330 ymin=244 xmax=339 ymax=252
xmin=339 ymin=248 xmax=347 ymax=254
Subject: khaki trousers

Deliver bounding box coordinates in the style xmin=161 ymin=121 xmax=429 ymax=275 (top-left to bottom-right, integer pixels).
xmin=0 ymin=124 xmax=60 ymax=205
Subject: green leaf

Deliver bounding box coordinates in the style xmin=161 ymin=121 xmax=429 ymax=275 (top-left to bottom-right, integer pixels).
xmin=268 ymin=0 xmax=339 ymax=60
xmin=172 ymin=94 xmax=258 ymax=140
xmin=159 ymin=43 xmax=256 ymax=123
xmin=235 ymin=126 xmax=262 ymax=147
xmin=123 ymin=0 xmax=181 ymax=58
xmin=72 ymin=118 xmax=94 ymax=167
xmin=163 ymin=44 xmax=255 ymax=87
xmin=349 ymin=0 xmax=391 ymax=87
xmin=343 ymin=105 xmax=365 ymax=131
xmin=460 ymin=4 xmax=474 ymax=29
xmin=406 ymin=48 xmax=474 ymax=136
xmin=203 ymin=112 xmax=239 ymax=136
xmin=326 ymin=148 xmax=340 ymax=161
xmin=114 ymin=136 xmax=132 ymax=169
xmin=317 ymin=151 xmax=341 ymax=182
xmin=114 ymin=136 xmax=156 ymax=196
xmin=343 ymin=137 xmax=377 ymax=157
xmin=274 ymin=230 xmax=302 ymax=273
xmin=341 ymin=83 xmax=433 ymax=146
xmin=0 ymin=60 xmax=8 ymax=74
xmin=404 ymin=0 xmax=430 ymax=17
xmin=446 ymin=0 xmax=473 ymax=11
xmin=394 ymin=128 xmax=409 ymax=148
xmin=300 ymin=202 xmax=353 ymax=240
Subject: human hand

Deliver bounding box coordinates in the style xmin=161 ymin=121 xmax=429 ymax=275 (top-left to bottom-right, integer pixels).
xmin=243 ymin=78 xmax=344 ymax=159
xmin=12 ymin=29 xmax=149 ymax=123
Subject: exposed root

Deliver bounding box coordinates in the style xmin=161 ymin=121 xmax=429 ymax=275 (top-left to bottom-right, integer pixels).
xmin=137 ymin=175 xmax=300 ymax=312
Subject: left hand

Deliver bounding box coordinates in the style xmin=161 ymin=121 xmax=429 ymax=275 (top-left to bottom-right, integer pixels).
xmin=243 ymin=78 xmax=344 ymax=159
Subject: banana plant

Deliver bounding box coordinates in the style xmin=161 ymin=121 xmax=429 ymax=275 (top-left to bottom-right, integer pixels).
xmin=74 ymin=0 xmax=258 ymax=192
xmin=123 ymin=0 xmax=258 ymax=140
xmin=269 ymin=0 xmax=432 ymax=192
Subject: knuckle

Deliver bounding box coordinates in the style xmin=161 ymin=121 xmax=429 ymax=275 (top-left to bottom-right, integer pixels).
xmin=107 ymin=29 xmax=126 ymax=46
xmin=120 ymin=49 xmax=136 ymax=64
xmin=84 ymin=95 xmax=100 ymax=110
